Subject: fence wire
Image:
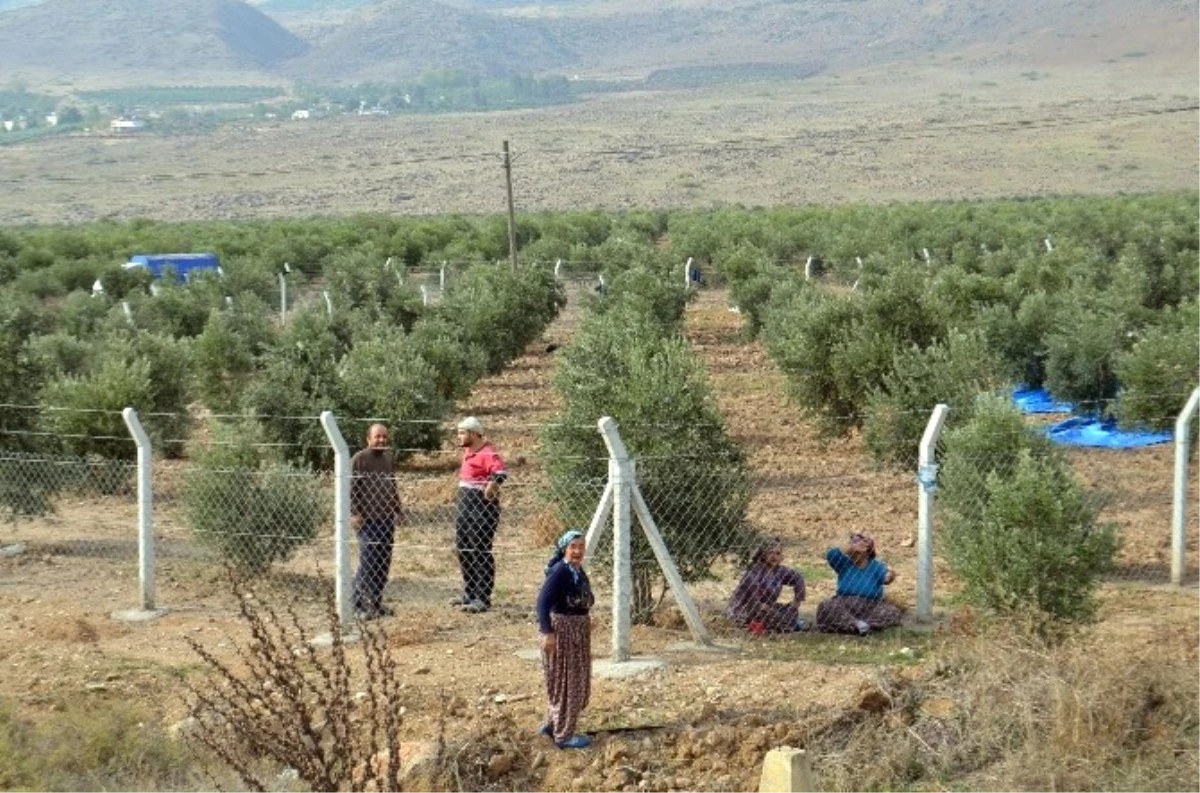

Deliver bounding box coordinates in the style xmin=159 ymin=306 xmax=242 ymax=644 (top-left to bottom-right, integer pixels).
xmin=0 ymin=411 xmax=1195 ymax=643
xmin=0 ymin=450 xmax=139 ymax=552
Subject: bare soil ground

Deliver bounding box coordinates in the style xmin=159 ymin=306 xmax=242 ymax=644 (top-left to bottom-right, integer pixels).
xmin=0 ymin=285 xmax=1196 ymax=790
xmin=1 ymin=61 xmax=1196 ymax=226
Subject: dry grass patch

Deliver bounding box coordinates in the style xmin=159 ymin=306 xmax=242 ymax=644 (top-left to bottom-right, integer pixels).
xmin=0 ymin=695 xmax=218 ymax=791
xmin=807 ymin=619 xmax=1199 ymax=791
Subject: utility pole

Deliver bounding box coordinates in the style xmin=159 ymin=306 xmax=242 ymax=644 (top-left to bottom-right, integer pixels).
xmin=502 ymin=140 xmax=518 ymax=270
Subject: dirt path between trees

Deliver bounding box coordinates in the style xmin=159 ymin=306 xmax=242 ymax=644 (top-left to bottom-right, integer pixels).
xmin=0 ymin=284 xmax=1196 ymax=792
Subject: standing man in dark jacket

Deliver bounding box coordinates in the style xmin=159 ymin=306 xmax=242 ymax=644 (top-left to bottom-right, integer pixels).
xmin=350 ymin=423 xmax=401 ymax=620
xmin=450 ymin=416 xmax=508 ymax=614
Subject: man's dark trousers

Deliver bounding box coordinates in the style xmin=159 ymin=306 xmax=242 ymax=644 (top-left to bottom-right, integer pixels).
xmin=354 ymin=519 xmax=395 ymax=613
xmin=455 ymin=488 xmax=500 ymax=606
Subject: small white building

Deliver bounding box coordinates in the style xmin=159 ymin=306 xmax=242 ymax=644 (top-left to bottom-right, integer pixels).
xmin=110 ymin=118 xmax=146 ymax=133
xmin=291 ymin=109 xmax=311 ymax=120
xmin=44 ymin=112 xmax=58 ymax=126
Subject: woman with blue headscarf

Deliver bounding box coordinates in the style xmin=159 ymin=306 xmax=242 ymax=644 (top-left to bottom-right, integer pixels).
xmin=536 ymin=529 xmax=594 ymax=749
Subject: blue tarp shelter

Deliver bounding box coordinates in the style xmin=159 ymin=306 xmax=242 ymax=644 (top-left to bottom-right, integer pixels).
xmin=124 ymin=253 xmax=220 ymax=282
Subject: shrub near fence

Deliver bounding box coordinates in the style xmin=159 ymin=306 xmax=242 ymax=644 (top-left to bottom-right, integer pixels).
xmin=192 ymin=294 xmax=277 ymax=415
xmin=1116 ymin=299 xmax=1200 ymax=432
xmin=182 ymin=424 xmax=328 ymax=574
xmin=939 ymin=396 xmax=1120 ymax=625
xmin=0 ymin=392 xmax=1195 ymax=648
xmin=762 ymin=286 xmax=865 ymax=435
xmin=864 ymin=330 xmax=1008 ymax=468
xmin=437 ymin=264 xmax=565 ymax=375
xmin=542 ymin=267 xmax=755 ymax=622
xmin=322 ymin=247 xmax=423 ymax=330
xmin=0 ymin=287 xmax=51 ymax=445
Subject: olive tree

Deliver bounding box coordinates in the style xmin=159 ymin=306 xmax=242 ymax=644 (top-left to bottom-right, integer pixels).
xmin=939 ymin=396 xmax=1119 ymax=626
xmin=541 ymin=304 xmax=753 ymax=622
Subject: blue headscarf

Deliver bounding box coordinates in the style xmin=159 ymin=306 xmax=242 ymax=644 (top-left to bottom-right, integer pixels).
xmin=545 ymin=529 xmax=585 ymax=580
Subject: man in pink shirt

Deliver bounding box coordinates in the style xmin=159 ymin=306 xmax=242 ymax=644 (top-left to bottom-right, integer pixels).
xmin=450 ymin=416 xmax=508 ymax=613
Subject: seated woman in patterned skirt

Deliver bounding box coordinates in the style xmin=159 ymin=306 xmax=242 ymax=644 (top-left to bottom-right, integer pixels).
xmin=727 ymin=538 xmax=808 ymax=633
xmin=815 ymin=533 xmax=903 ymax=636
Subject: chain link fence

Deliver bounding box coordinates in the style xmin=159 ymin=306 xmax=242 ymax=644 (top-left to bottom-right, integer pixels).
xmin=0 ymin=405 xmax=1196 ymax=647
xmin=0 ymin=409 xmax=613 ymax=635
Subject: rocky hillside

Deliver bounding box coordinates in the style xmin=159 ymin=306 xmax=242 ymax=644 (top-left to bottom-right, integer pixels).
xmin=0 ymin=0 xmax=1194 ymax=87
xmin=0 ymin=0 xmax=308 ymax=86
xmin=541 ymin=0 xmax=1198 ymax=78
xmin=284 ymin=0 xmax=574 ymax=82
xmin=280 ymin=0 xmax=1200 ymax=83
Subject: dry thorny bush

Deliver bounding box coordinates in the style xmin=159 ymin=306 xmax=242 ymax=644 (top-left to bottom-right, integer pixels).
xmin=179 ymin=572 xmax=1197 ymax=792
xmin=184 ymin=571 xmax=443 ymax=792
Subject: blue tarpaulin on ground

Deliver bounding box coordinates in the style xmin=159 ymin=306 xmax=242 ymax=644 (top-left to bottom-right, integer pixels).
xmin=1012 ymin=386 xmax=1074 ymax=414
xmin=1045 ymin=416 xmax=1172 ymax=449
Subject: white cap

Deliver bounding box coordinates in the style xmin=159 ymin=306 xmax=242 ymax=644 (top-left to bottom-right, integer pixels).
xmin=457 ymin=416 xmax=484 ymax=434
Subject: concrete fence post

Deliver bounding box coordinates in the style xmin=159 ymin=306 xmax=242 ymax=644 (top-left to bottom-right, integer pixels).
xmin=590 ymin=418 xmax=712 ymax=652
xmin=917 ymin=404 xmax=950 ymax=621
xmin=598 ymin=417 xmax=633 ymax=662
xmin=121 ymin=407 xmax=156 ymax=611
xmin=278 ymin=270 xmax=288 ymax=323
xmin=320 ymin=411 xmax=353 ymax=628
xmin=583 ymin=480 xmax=615 ymax=549
xmin=758 ymin=746 xmax=818 ymax=792
xmin=1172 ymin=387 xmax=1200 ymax=585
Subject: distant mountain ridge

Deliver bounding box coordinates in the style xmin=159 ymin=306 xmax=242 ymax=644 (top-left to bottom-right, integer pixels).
xmin=0 ymin=0 xmax=1194 ymax=89
xmin=285 ymin=0 xmax=576 ymax=82
xmin=0 ymin=0 xmax=308 ymax=86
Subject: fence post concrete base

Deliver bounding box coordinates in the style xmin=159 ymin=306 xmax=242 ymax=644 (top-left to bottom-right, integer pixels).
xmin=309 ymin=630 xmax=361 ymax=649
xmin=111 ymin=608 xmax=168 ymax=623
xmin=592 ymin=656 xmax=665 ymax=680
xmin=758 ymin=747 xmax=818 ymax=793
